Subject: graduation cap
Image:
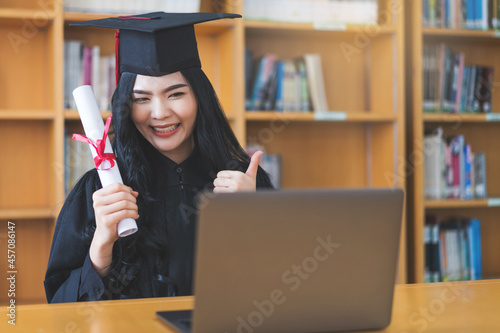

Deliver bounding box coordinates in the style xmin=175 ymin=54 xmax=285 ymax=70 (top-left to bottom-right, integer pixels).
xmin=70 ymin=12 xmax=241 ymax=83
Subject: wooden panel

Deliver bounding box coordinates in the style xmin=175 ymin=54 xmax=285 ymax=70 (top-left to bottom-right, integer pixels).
xmin=377 ymin=0 xmax=395 ymax=26
xmin=219 ymin=27 xmax=237 ymax=116
xmin=64 ymin=26 xmax=115 ymax=56
xmin=246 ymin=122 xmax=368 ymax=188
xmin=245 ymin=31 xmax=368 ymax=112
xmin=4 ymin=280 xmax=500 ymax=332
xmin=407 ymin=0 xmax=425 ymax=283
xmin=197 ymin=35 xmax=218 ymax=94
xmin=198 ymin=28 xmax=239 ymax=118
xmin=0 ymin=23 xmax=52 ymax=110
xmin=370 ymin=34 xmax=395 ymax=113
xmin=370 ymin=123 xmax=398 ymax=187
xmin=1 ymin=0 xmax=43 ymax=10
xmin=199 ymin=0 xmax=241 ymax=13
xmin=0 ymin=121 xmax=52 ymax=209
xmin=0 ymin=219 xmax=53 ymax=306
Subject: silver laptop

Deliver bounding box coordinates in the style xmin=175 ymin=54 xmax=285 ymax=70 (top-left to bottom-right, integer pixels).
xmin=157 ymin=188 xmax=404 ymax=333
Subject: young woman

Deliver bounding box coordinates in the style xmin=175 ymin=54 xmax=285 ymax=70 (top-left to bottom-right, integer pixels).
xmin=44 ymin=12 xmax=273 ymax=303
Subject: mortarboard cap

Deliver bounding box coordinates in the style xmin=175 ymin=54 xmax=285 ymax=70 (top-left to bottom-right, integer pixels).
xmin=70 ymin=12 xmax=241 ymax=82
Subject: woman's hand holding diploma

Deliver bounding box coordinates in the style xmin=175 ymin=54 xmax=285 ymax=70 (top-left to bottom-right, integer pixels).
xmin=72 ymin=85 xmax=139 ymax=276
xmin=213 ymin=150 xmax=263 ymax=193
xmin=90 ymin=184 xmax=139 ymax=276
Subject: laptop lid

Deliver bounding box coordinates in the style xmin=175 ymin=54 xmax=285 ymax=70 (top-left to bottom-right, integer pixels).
xmin=189 ymin=188 xmax=404 ymax=333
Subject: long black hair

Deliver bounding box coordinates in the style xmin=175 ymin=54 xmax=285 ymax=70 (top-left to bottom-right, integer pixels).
xmin=101 ymin=68 xmax=272 ymax=298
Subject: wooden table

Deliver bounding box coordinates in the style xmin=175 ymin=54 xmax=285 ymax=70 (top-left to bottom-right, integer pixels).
xmin=2 ymin=279 xmax=500 ymax=332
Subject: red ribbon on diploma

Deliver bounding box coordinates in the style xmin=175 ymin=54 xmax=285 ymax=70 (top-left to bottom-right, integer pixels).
xmin=72 ymin=115 xmax=116 ymax=171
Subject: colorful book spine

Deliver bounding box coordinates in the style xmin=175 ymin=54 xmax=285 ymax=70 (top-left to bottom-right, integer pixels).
xmin=426 ymin=215 xmax=482 ymax=282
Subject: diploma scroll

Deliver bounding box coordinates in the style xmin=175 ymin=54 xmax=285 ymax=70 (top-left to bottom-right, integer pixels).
xmin=72 ymin=85 xmax=138 ymax=237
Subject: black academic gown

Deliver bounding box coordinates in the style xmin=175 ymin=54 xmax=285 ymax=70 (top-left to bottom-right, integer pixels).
xmin=44 ymin=146 xmax=271 ymax=303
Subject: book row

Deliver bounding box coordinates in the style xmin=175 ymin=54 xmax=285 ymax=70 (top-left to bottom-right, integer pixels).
xmin=422 ymin=0 xmax=500 ymax=30
xmin=424 ymin=127 xmax=487 ymax=200
xmin=245 ymin=51 xmax=328 ymax=112
xmin=425 ymin=215 xmax=482 ymax=283
xmin=244 ymin=0 xmax=378 ymax=25
xmin=64 ymin=0 xmax=200 ymax=13
xmin=423 ymin=43 xmax=494 ymax=113
xmin=64 ymin=40 xmax=116 ymax=111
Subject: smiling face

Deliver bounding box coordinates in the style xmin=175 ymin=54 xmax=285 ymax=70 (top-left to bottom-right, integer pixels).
xmin=130 ymin=72 xmax=198 ymax=164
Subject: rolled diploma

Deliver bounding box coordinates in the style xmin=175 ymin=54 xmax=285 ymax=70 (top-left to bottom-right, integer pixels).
xmin=73 ymin=85 xmax=138 ymax=237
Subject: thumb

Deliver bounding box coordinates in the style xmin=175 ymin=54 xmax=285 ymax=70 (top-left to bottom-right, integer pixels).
xmin=245 ymin=150 xmax=263 ymax=180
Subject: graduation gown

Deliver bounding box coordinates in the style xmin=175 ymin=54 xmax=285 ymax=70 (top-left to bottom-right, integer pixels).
xmin=44 ymin=146 xmax=271 ymax=303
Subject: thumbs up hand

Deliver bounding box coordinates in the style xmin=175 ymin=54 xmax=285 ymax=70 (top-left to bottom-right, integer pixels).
xmin=213 ymin=151 xmax=263 ymax=193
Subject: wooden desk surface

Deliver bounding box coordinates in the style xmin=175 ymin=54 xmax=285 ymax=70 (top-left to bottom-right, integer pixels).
xmin=2 ymin=279 xmax=500 ymax=332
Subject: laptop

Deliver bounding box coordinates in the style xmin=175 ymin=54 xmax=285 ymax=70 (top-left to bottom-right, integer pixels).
xmin=157 ymin=188 xmax=404 ymax=333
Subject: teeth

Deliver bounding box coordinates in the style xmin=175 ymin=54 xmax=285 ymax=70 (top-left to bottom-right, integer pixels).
xmin=153 ymin=124 xmax=179 ymax=133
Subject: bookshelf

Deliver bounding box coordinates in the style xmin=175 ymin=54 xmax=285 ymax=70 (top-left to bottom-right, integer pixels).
xmin=244 ymin=0 xmax=406 ymax=283
xmin=406 ymin=1 xmax=500 ymax=283
xmin=0 ymin=0 xmax=406 ymax=305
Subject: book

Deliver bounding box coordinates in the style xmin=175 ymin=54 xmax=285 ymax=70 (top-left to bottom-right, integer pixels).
xmin=426 ymin=215 xmax=482 ymax=282
xmin=248 ymin=54 xmax=278 ymax=111
xmin=424 ymin=129 xmax=486 ymax=199
xmin=295 ymin=58 xmax=311 ymax=112
xmin=449 ymin=135 xmax=465 ymax=199
xmin=274 ymin=61 xmax=286 ymax=112
xmin=245 ymin=48 xmax=254 ymax=110
xmin=467 ymin=218 xmax=482 ymax=280
xmin=424 ymin=222 xmax=432 ymax=283
xmin=476 ymin=66 xmax=494 ymax=113
xmin=453 ymin=52 xmax=465 ymax=113
xmin=459 ymin=219 xmax=471 ymax=280
xmin=260 ymin=154 xmax=282 ymax=189
xmin=424 ymin=43 xmax=495 ymax=113
xmin=473 ymin=152 xmax=487 ymax=198
xmin=243 ymin=0 xmax=378 ymax=25
xmin=64 ymin=0 xmax=201 ymax=13
xmin=459 ymin=66 xmax=470 ymax=112
xmin=424 ymin=127 xmax=445 ymax=199
xmin=425 ymin=0 xmax=498 ymax=29
xmin=64 ymin=40 xmax=115 ymax=111
xmin=463 ymin=143 xmax=473 ymax=199
xmin=430 ymin=217 xmax=441 ymax=282
xmin=245 ymin=51 xmax=324 ymax=113
xmin=304 ymin=53 xmax=329 ymax=112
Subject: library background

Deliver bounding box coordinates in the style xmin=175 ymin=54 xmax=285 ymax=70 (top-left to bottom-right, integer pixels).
xmin=0 ymin=0 xmax=498 ymax=305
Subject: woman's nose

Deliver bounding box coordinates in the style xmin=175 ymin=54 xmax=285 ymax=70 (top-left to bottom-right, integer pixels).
xmin=151 ymin=98 xmax=171 ymax=119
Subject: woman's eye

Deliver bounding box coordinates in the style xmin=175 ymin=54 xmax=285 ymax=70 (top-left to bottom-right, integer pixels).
xmin=169 ymin=91 xmax=185 ymax=99
xmin=133 ymin=97 xmax=149 ymax=103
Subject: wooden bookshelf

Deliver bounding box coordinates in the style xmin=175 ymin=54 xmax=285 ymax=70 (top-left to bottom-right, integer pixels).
xmin=406 ymin=1 xmax=500 ymax=283
xmin=0 ymin=0 xmax=406 ymax=305
xmin=244 ymin=0 xmax=406 ymax=283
